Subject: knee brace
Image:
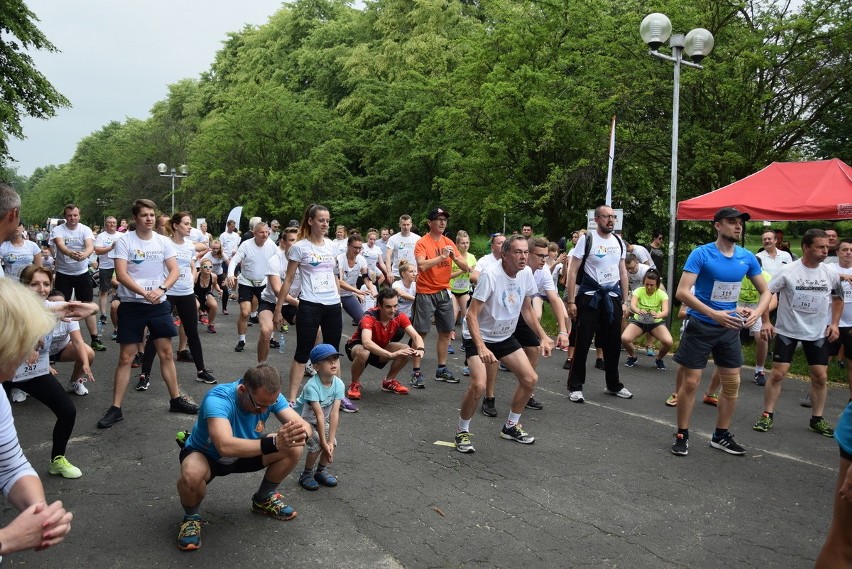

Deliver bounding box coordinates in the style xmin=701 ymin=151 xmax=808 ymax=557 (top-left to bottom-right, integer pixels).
xmin=720 ymin=373 xmax=740 ymax=400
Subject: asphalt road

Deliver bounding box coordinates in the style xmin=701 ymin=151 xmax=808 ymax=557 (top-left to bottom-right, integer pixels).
xmin=4 ymin=313 xmax=846 ymax=568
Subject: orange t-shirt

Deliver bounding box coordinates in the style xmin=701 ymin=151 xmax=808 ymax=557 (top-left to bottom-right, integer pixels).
xmin=414 ymin=234 xmax=459 ymax=294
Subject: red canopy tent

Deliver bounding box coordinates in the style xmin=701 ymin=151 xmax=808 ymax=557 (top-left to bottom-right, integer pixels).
xmin=677 ymin=158 xmax=852 ymax=221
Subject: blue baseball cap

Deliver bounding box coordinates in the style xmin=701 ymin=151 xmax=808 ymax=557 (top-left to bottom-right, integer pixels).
xmin=309 ymin=344 xmax=342 ymax=363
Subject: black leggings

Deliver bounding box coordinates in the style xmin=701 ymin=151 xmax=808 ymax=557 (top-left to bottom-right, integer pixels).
xmin=5 ymin=375 xmax=76 ymax=459
xmin=217 ymin=272 xmax=229 ymax=311
xmin=294 ymin=300 xmax=342 ymax=363
xmin=142 ymin=293 xmax=205 ymax=374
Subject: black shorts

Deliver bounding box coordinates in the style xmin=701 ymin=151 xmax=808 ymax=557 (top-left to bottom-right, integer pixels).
xmin=179 ymin=447 xmax=264 ymax=482
xmin=345 ymin=341 xmax=388 ymax=369
xmin=237 ymin=284 xmax=265 ymax=304
xmin=451 ymin=290 xmax=471 ymax=298
xmin=55 ymin=271 xmax=94 ymax=302
xmin=513 ymin=315 xmax=540 ymax=347
xmin=116 ymin=301 xmax=178 ymax=345
xmin=98 ymin=268 xmax=115 ymax=293
xmin=673 ymin=317 xmax=742 ymax=370
xmin=462 ymin=336 xmax=523 ymax=360
xmin=773 ymin=334 xmax=829 ymax=366
xmin=828 ymin=327 xmax=852 ymax=359
xmin=258 ymin=300 xmax=298 ymax=325
xmin=626 ymin=320 xmax=664 ymax=334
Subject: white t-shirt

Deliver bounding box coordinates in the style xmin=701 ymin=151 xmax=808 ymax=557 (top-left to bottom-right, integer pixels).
xmin=332 ymin=238 xmax=348 ymax=258
xmin=337 ymin=253 xmax=368 ymax=298
xmin=361 ymin=243 xmax=383 ymax=277
xmin=201 ymin=251 xmax=225 ymax=276
xmin=261 ymin=249 xmax=302 ymax=305
xmin=533 ymin=266 xmax=556 ymax=298
xmin=49 ymin=317 xmax=80 ymax=357
xmin=756 ymin=249 xmax=793 ymax=277
xmin=228 ymin=239 xmax=277 ymax=287
xmin=474 ymin=253 xmax=500 ymax=274
xmin=828 ymin=264 xmax=852 ymax=328
xmin=626 ymin=263 xmax=650 ymax=298
xmin=386 ymin=232 xmax=419 ymax=277
xmin=572 ymin=233 xmax=625 ymax=292
xmin=93 ymin=230 xmax=120 ymax=270
xmin=629 ymin=244 xmax=655 ymax=268
xmin=392 ymin=279 xmax=416 ymax=317
xmin=170 ymin=238 xmax=197 ymax=296
xmin=50 ymin=223 xmax=94 ymax=275
xmin=769 ymin=260 xmax=841 ymax=341
xmin=288 ymin=238 xmax=339 ymax=305
xmin=219 ymin=231 xmax=242 ymax=259
xmin=0 ymin=240 xmax=40 ymax=279
xmin=463 ymin=261 xmax=537 ymax=343
xmin=110 ymin=231 xmax=176 ymax=303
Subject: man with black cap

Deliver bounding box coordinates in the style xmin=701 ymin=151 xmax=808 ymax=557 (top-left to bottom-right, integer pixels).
xmin=412 ymin=208 xmax=470 ymax=387
xmin=671 ymin=206 xmax=771 ymax=457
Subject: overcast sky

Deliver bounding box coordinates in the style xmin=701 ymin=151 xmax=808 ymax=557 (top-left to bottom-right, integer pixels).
xmin=7 ymin=0 xmax=291 ymax=176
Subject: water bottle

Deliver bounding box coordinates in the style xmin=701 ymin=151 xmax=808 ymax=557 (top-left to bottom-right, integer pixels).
xmin=96 ymin=317 xmax=104 ymax=336
xmin=278 ymin=330 xmax=286 ymax=353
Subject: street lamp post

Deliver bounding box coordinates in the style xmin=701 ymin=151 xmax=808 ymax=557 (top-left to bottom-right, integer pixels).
xmin=640 ymin=13 xmax=714 ymax=302
xmin=95 ymin=198 xmax=107 ymax=226
xmin=157 ymin=163 xmax=188 ymax=215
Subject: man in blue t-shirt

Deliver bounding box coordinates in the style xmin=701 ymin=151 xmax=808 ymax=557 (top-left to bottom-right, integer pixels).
xmin=175 ymin=364 xmax=310 ymax=551
xmin=670 ymin=207 xmax=771 ymax=457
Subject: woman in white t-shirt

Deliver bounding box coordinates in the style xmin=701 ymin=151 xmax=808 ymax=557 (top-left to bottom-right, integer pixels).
xmin=0 ymin=223 xmax=41 ymax=279
xmin=277 ymin=204 xmax=343 ymax=402
xmin=201 ymin=239 xmax=230 ymax=314
xmin=337 ymin=234 xmax=376 ymax=326
xmin=139 ymin=213 xmax=218 ymax=385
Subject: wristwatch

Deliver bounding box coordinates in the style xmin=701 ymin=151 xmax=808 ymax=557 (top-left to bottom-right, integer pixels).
xmin=158 ymin=285 xmax=168 ymax=292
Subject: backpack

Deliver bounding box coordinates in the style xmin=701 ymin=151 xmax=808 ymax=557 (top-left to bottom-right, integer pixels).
xmin=565 ymin=232 xmax=624 ymax=289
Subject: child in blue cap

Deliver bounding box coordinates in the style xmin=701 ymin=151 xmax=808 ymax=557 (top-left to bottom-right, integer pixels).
xmin=295 ymin=344 xmax=345 ymax=490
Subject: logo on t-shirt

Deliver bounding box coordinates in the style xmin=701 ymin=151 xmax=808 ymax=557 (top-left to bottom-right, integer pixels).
xmin=500 ymin=284 xmax=521 ymax=308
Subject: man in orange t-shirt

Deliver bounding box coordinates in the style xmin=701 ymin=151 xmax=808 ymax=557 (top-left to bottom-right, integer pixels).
xmin=412 ymin=208 xmax=470 ymax=385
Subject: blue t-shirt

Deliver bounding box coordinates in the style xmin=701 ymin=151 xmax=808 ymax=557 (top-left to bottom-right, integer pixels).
xmin=295 ymin=375 xmax=345 ymax=425
xmin=683 ymin=243 xmax=761 ymax=326
xmin=837 ymin=401 xmax=852 ymax=457
xmin=185 ymin=381 xmax=287 ymax=461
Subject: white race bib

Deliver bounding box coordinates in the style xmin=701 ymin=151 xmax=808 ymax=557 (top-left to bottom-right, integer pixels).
xmin=791 ymin=292 xmax=822 ymax=314
xmin=711 ymin=281 xmax=741 ymax=303
xmin=638 ymin=312 xmax=655 ymax=324
xmin=597 ymin=263 xmax=619 ymax=285
xmin=453 ymin=278 xmax=470 ymax=290
xmin=492 ymin=318 xmax=518 ymax=337
xmin=843 ymin=283 xmax=852 ymax=303
xmin=135 ymin=279 xmax=159 ymax=300
xmin=311 ymin=272 xmax=336 ymax=293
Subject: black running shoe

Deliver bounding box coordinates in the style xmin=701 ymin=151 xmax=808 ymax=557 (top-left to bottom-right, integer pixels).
xmin=710 ymin=431 xmax=746 ymax=455
xmin=196 ymin=370 xmax=218 ymax=384
xmin=235 ymin=340 xmax=246 ymax=352
xmin=170 ymin=395 xmax=199 ymax=415
xmin=671 ymin=433 xmax=689 ymax=456
xmin=135 ymin=374 xmax=150 ymax=391
xmin=97 ymin=406 xmax=123 ymax=429
xmin=481 ymin=397 xmax=497 ymax=417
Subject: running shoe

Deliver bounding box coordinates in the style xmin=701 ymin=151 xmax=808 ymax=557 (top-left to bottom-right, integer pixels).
xmin=234 ymin=340 xmax=245 ymax=352
xmin=249 ymin=315 xmax=259 ymax=325
xmin=409 ymin=371 xmax=425 ymax=389
xmin=340 ymin=397 xmax=358 ymax=413
xmin=655 ymin=359 xmax=667 ymax=371
xmin=269 ymin=338 xmax=280 ymax=349
xmin=176 ymin=349 xmax=194 ymax=363
xmin=199 ymin=314 xmax=209 ymax=324
xmin=251 ymin=492 xmax=296 ymax=521
xmin=381 ymin=379 xmax=409 ymax=395
xmin=347 ymin=381 xmax=362 ymax=400
xmin=710 ymin=431 xmax=746 ymax=455
xmin=111 ymin=331 xmax=118 ymax=341
xmin=49 ymin=455 xmax=82 ymax=479
xmin=136 ymin=374 xmax=150 ymax=391
xmin=207 ymin=324 xmax=217 ymax=334
xmin=314 ymin=469 xmax=338 ymax=487
xmin=99 ymin=314 xmax=108 ymax=325
xmin=170 ymin=395 xmax=199 ymax=415
xmin=562 ymin=358 xmax=572 ymax=370
xmin=196 ymin=370 xmax=218 ymax=384
xmin=177 ymin=514 xmax=202 ymax=551
xmin=498 ymin=362 xmax=510 ymax=372
xmin=299 ymin=471 xmax=319 ymax=491
xmin=753 ymin=413 xmax=773 ymax=432
xmin=604 ymin=386 xmax=634 ymax=399
xmin=809 ymin=418 xmax=835 ymax=437
xmin=800 ymin=392 xmax=812 ymax=408
xmin=447 ymin=344 xmax=455 ymax=354
xmin=304 ymin=361 xmax=316 ymax=377
xmin=97 ymin=406 xmax=123 ymax=428
xmin=10 ymin=388 xmax=26 ymax=403
xmin=131 ymin=351 xmax=143 ymax=368
xmin=455 ymin=431 xmax=475 ymax=453
xmin=525 ymin=397 xmax=544 ymax=410
xmin=645 ymin=347 xmax=656 ymax=357
xmin=281 ymin=324 xmax=289 ymax=333
xmin=500 ymin=424 xmax=535 ymax=444
xmin=568 ymin=390 xmax=585 ymax=403
xmin=222 ymin=308 xmax=229 ymax=315
xmin=481 ymin=397 xmax=497 ymax=417
xmin=671 ymin=433 xmax=689 ymax=456
xmin=594 ymin=358 xmax=605 ymax=370
xmin=703 ymin=393 xmax=719 ymax=406
xmin=435 ymin=367 xmax=459 ymax=383
xmin=624 ymin=356 xmax=638 ymax=368
xmin=754 ymin=370 xmax=766 ymax=386
xmin=68 ymin=379 xmax=88 ymax=396
xmin=462 ymin=366 xmax=470 ymax=376
xmin=91 ymin=338 xmax=107 ymax=352
xmin=665 ymin=393 xmax=678 ymax=407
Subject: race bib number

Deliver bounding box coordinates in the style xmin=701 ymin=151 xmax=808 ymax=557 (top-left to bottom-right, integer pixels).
xmin=453 ymin=278 xmax=470 ymax=290
xmin=311 ymin=272 xmax=336 ymax=293
xmin=843 ymin=283 xmax=852 ymax=303
xmin=491 ymin=318 xmax=518 ymax=337
xmin=791 ymin=292 xmax=822 ymax=314
xmin=711 ymin=281 xmax=741 ymax=303
xmin=597 ymin=264 xmax=619 ymax=285
xmin=135 ymin=279 xmax=159 ymax=300
xmin=638 ymin=312 xmax=655 ymax=324
xmin=15 ymin=348 xmax=49 ymax=381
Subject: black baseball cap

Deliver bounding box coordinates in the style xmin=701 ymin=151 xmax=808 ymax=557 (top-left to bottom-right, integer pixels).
xmin=713 ymin=207 xmax=751 ymax=223
xmin=428 ymin=208 xmax=450 ymax=220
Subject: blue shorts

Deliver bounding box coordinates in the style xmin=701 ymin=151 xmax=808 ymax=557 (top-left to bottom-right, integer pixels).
xmin=116 ymin=301 xmax=178 ymax=345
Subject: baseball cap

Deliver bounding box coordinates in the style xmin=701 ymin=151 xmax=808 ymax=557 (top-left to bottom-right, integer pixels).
xmin=428 ymin=208 xmax=450 ymax=220
xmin=309 ymin=344 xmax=343 ymax=363
xmin=713 ymin=207 xmax=751 ymax=223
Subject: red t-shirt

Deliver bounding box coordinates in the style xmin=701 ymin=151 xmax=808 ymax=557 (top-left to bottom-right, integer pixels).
xmin=414 ymin=234 xmax=459 ymax=294
xmin=349 ymin=308 xmax=411 ymax=347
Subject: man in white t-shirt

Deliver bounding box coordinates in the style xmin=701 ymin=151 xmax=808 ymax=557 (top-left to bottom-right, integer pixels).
xmin=51 ymin=204 xmax=104 ymax=351
xmin=827 ymin=238 xmax=852 ymax=398
xmin=625 ymin=240 xmax=655 ymax=268
xmin=258 ymin=227 xmax=301 ymax=365
xmin=97 ymin=199 xmax=199 ymax=429
xmin=0 ymin=184 xmax=22 ymax=262
xmin=563 ymin=205 xmax=632 ymax=403
xmin=227 ymin=222 xmax=277 ymax=353
xmin=384 ymin=214 xmax=419 ymax=284
xmin=377 ymin=227 xmax=391 ymax=257
xmin=753 ymin=228 xmax=843 ymax=438
xmin=453 ymin=235 xmax=553 ymax=454
xmin=756 ymin=230 xmax=793 ymax=277
xmin=93 ymin=216 xmax=120 ymax=323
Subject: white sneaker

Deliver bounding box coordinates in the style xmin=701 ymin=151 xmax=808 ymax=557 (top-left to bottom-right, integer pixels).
xmin=10 ymin=388 xmax=27 ymax=403
xmin=604 ymin=386 xmax=634 ymax=399
xmin=568 ymin=390 xmax=585 ymax=403
xmin=68 ymin=379 xmax=89 ymax=396
xmin=303 ymin=361 xmax=316 ymax=377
